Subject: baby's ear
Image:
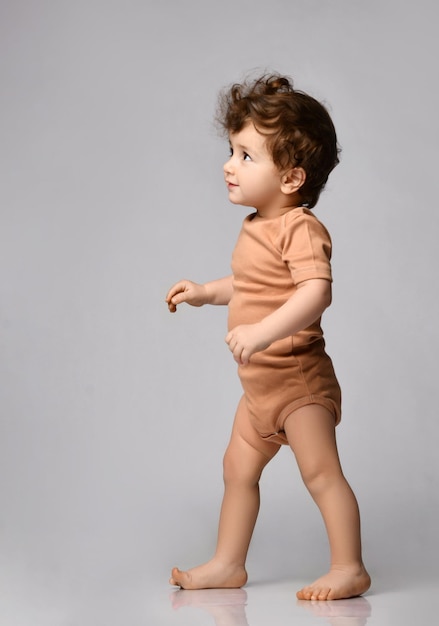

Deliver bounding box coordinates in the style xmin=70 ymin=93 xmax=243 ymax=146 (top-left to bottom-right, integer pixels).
xmin=281 ymin=167 xmax=306 ymax=194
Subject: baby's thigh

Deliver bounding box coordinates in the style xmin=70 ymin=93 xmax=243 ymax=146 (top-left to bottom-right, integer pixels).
xmin=283 ymin=403 xmax=340 ymax=480
xmin=225 ymin=396 xmax=281 ymax=478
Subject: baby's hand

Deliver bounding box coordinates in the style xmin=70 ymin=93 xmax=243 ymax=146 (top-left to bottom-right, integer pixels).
xmin=166 ymin=280 xmax=208 ymax=312
xmin=225 ymin=323 xmax=270 ymax=365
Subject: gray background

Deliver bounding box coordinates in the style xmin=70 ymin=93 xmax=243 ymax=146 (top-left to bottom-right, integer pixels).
xmin=1 ymin=0 xmax=438 ymax=623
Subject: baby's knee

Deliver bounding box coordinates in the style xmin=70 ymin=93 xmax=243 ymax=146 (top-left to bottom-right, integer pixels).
xmin=222 ymin=448 xmax=261 ymax=487
xmin=300 ymin=465 xmax=341 ymax=496
xmin=222 ymin=449 xmax=245 ymax=484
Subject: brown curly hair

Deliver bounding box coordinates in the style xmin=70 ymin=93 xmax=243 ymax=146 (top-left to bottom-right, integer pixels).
xmin=216 ymin=73 xmax=340 ymax=208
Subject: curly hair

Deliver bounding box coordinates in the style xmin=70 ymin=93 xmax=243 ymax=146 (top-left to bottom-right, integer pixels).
xmin=216 ymin=73 xmax=340 ymax=208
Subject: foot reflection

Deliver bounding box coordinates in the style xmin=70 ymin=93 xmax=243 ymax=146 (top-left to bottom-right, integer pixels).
xmin=297 ymin=596 xmax=372 ymax=626
xmin=170 ymin=588 xmax=249 ymax=626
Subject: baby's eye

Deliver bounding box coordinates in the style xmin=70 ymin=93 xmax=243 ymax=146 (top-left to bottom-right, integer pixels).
xmin=228 ymin=146 xmax=233 ymax=157
xmin=243 ymin=152 xmax=251 ymax=161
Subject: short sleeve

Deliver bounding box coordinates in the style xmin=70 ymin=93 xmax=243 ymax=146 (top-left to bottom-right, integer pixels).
xmin=278 ymin=209 xmax=332 ymax=285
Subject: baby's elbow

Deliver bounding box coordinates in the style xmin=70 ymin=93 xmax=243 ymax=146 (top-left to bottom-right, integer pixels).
xmin=318 ymin=280 xmax=332 ymax=311
xmin=298 ymin=278 xmax=332 ymax=312
xmin=324 ymin=284 xmax=332 ymax=308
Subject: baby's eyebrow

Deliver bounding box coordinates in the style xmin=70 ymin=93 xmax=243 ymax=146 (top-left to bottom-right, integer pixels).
xmin=229 ymin=139 xmax=251 ymax=153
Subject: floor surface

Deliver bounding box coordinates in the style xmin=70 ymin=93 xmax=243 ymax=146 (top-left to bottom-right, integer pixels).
xmin=154 ymin=580 xmax=436 ymax=626
xmin=1 ymin=570 xmax=436 ymax=626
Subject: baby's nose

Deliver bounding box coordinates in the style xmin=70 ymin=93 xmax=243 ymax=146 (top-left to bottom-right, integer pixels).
xmin=223 ymin=157 xmax=233 ymax=174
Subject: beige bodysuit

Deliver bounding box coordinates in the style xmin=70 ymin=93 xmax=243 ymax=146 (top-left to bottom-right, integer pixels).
xmin=228 ymin=207 xmax=341 ymax=445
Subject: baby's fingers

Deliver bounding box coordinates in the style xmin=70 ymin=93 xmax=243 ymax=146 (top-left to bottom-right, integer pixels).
xmin=225 ymin=333 xmax=247 ymax=366
xmin=166 ymin=291 xmax=186 ymax=312
xmin=166 ymin=282 xmax=187 ymax=311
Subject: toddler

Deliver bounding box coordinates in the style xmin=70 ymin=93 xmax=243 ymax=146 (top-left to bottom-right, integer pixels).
xmin=166 ymin=73 xmax=370 ymax=601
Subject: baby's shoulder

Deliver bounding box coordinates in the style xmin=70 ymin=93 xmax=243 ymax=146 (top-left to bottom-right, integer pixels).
xmin=282 ymin=207 xmax=316 ymax=227
xmin=278 ymin=207 xmax=332 ymax=247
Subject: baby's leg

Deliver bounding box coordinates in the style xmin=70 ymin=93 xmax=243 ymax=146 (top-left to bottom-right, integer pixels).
xmin=284 ymin=404 xmax=371 ymax=601
xmin=170 ymin=396 xmax=280 ymax=589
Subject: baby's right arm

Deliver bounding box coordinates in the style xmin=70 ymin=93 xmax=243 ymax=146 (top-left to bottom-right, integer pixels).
xmin=166 ymin=275 xmax=233 ymax=313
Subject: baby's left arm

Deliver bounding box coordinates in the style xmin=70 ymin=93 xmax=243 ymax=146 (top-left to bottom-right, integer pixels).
xmin=225 ymin=278 xmax=331 ymax=365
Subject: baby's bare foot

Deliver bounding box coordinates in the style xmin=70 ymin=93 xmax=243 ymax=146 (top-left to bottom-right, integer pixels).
xmin=296 ymin=565 xmax=371 ymax=601
xmin=169 ymin=559 xmax=248 ymax=590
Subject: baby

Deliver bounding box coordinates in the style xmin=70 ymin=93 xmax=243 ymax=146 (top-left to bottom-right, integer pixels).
xmin=166 ymin=73 xmax=370 ymax=601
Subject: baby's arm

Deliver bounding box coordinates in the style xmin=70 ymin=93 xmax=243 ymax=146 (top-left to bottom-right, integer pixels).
xmin=226 ymin=278 xmax=331 ymax=365
xmin=166 ymin=275 xmax=233 ymax=312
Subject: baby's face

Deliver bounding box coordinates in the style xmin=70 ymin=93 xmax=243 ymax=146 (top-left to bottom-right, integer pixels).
xmin=223 ymin=122 xmax=287 ymax=218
